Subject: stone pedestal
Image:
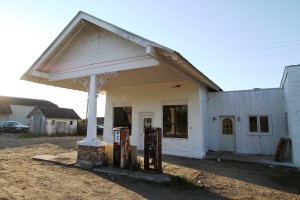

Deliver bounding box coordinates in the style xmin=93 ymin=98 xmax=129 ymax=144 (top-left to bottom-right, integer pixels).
xmin=77 ymin=144 xmax=106 ymax=167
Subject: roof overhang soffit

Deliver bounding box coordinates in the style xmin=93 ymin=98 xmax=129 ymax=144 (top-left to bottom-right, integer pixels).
xmin=49 ymin=55 xmax=159 ymax=81
xmin=24 ymin=47 xmax=159 ymax=82
xmin=153 ymin=48 xmax=222 ymax=91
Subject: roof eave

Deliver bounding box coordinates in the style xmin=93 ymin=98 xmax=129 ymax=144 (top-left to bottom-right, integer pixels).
xmin=155 ymin=48 xmax=222 ymax=92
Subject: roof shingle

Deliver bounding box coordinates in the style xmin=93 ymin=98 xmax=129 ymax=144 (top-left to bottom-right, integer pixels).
xmin=37 ymin=106 xmax=81 ymax=120
xmin=0 ymin=96 xmax=58 ymax=114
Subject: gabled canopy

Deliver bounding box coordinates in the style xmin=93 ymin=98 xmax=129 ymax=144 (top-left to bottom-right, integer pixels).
xmin=21 ymin=11 xmax=222 ymax=92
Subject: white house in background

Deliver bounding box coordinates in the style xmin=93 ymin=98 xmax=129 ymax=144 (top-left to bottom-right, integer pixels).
xmin=20 ymin=12 xmax=300 ymax=167
xmin=27 ymin=106 xmax=81 ymax=135
xmin=0 ymin=95 xmax=58 ymax=125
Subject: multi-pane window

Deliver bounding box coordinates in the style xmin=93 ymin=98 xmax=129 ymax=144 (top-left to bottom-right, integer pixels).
xmin=114 ymin=107 xmax=132 ymax=134
xmin=249 ymin=116 xmax=269 ymax=133
xmin=163 ymin=105 xmax=188 ymax=138
xmin=222 ymin=118 xmax=233 ymax=135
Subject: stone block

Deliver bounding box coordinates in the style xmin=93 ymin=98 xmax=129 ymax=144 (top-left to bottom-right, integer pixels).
xmin=77 ymin=144 xmax=106 ymax=167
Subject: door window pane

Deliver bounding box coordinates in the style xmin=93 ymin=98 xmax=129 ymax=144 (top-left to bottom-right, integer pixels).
xmin=144 ymin=118 xmax=152 ymax=129
xmin=222 ymin=118 xmax=233 ymax=135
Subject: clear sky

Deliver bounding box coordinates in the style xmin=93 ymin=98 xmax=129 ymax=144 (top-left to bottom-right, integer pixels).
xmin=0 ymin=0 xmax=299 ymax=118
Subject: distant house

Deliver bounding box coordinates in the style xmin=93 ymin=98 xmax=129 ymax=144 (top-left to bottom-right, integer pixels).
xmin=0 ymin=96 xmax=58 ymax=125
xmin=27 ymin=106 xmax=81 ymax=135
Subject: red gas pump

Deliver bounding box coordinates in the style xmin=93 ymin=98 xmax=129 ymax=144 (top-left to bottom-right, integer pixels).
xmin=113 ymin=127 xmax=130 ymax=169
xmin=144 ymin=127 xmax=162 ymax=173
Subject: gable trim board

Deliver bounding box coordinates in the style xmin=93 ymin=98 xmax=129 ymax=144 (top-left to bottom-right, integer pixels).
xmin=20 ymin=11 xmax=299 ymax=167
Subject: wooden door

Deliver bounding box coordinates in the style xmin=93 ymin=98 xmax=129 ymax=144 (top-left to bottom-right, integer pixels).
xmin=219 ymin=116 xmax=236 ymax=151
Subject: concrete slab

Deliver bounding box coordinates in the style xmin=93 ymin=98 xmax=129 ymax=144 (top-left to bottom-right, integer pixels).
xmin=93 ymin=167 xmax=171 ymax=183
xmin=205 ymin=151 xmax=295 ymax=168
xmin=32 ymin=151 xmax=77 ymax=166
xmin=33 ymin=150 xmax=297 ymax=185
xmin=33 ymin=152 xmax=171 ymax=183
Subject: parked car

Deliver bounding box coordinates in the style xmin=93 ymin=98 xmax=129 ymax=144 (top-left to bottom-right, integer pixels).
xmin=97 ymin=124 xmax=104 ymax=134
xmin=2 ymin=121 xmax=29 ymax=133
xmin=0 ymin=121 xmax=4 ymax=133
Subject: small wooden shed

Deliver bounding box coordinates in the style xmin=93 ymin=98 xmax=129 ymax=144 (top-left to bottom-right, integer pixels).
xmin=27 ymin=106 xmax=81 ymax=135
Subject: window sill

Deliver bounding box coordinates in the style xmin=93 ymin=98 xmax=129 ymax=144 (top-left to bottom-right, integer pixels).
xmin=163 ymin=136 xmax=188 ymax=139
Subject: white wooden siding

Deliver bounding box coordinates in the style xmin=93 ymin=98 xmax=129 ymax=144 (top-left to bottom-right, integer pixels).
xmin=282 ymin=65 xmax=300 ymax=166
xmin=200 ymin=85 xmax=209 ymax=153
xmin=45 ymin=119 xmax=78 ymax=135
xmin=50 ymin=28 xmax=147 ymax=73
xmin=208 ymin=88 xmax=287 ymax=155
xmin=9 ymin=105 xmax=35 ymax=125
xmin=29 ymin=112 xmax=47 ymax=134
xmin=103 ymin=80 xmax=207 ymax=158
xmin=0 ymin=115 xmax=9 ymax=121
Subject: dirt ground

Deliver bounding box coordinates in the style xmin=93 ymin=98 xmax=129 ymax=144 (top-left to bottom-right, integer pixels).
xmin=0 ymin=133 xmax=300 ymax=200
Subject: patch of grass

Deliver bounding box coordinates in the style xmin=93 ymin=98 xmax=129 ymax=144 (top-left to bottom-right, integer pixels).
xmin=160 ymin=175 xmax=207 ymax=192
xmin=16 ymin=133 xmax=44 ymax=139
xmin=102 ymin=153 xmax=109 ymax=167
xmin=169 ymin=175 xmax=189 ymax=187
xmin=129 ymin=159 xmax=142 ymax=171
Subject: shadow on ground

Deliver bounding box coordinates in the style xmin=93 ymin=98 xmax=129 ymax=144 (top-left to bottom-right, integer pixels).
xmin=91 ymin=169 xmax=228 ymax=200
xmin=159 ymin=153 xmax=300 ymax=195
xmin=1 ymin=133 xmax=299 ymax=198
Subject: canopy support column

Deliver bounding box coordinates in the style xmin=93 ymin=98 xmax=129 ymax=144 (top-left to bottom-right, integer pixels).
xmin=77 ymin=74 xmax=101 ymax=146
xmin=77 ymin=75 xmax=105 ymax=166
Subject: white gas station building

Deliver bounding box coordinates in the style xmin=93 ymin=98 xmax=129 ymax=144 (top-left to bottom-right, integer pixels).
xmin=22 ymin=12 xmax=300 ymax=168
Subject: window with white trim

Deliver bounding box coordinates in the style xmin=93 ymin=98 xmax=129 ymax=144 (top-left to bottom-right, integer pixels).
xmin=163 ymin=105 xmax=188 ymax=138
xmin=249 ymin=115 xmax=269 ymax=134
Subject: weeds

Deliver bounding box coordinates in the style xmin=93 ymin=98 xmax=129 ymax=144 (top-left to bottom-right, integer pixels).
xmin=169 ymin=175 xmax=189 ymax=186
xmin=130 ymin=159 xmax=142 ymax=171
xmin=102 ymin=153 xmax=109 ymax=166
xmin=160 ymin=175 xmax=207 ymax=192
